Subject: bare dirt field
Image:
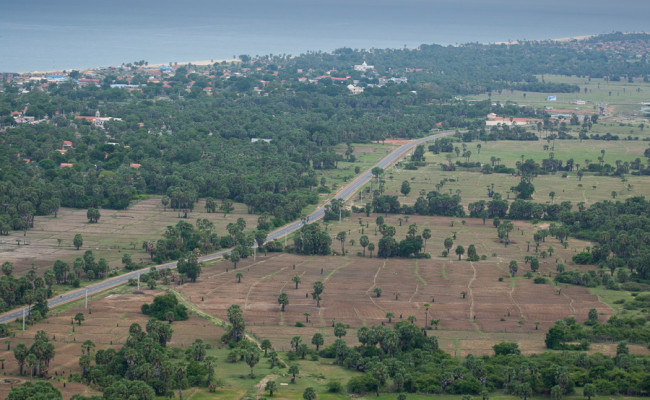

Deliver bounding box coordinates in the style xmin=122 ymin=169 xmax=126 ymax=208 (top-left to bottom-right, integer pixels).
xmin=0 ymin=289 xmax=224 ymax=400
xmin=0 ymin=197 xmax=256 ymax=276
xmin=174 ymin=233 xmax=612 ymax=355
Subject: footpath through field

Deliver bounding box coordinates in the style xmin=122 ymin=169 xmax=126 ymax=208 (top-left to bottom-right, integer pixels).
xmin=0 ymin=130 xmax=456 ymax=324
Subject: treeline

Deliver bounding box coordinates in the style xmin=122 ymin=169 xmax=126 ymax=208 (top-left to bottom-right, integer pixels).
xmin=317 ymin=320 xmax=650 ymax=397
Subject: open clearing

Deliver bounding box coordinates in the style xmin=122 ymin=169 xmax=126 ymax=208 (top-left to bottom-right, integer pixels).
xmin=174 ymin=214 xmax=618 ymax=355
xmin=0 ymin=197 xmax=257 ymax=276
xmin=374 ymin=139 xmax=650 ymax=208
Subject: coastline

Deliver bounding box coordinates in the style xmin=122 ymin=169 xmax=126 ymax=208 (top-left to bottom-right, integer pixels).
xmin=19 ymin=58 xmax=240 ymax=76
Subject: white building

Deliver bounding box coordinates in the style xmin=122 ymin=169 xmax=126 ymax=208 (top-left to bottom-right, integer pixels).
xmin=354 ymin=61 xmax=374 ymax=72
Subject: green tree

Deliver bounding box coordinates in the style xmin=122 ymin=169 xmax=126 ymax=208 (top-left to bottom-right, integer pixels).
xmin=400 ymin=180 xmax=411 ymax=196
xmin=220 ymin=199 xmax=234 ymax=217
xmin=289 ymin=364 xmax=300 ymax=383
xmin=303 ymin=387 xmax=316 ymax=400
xmin=74 ymin=312 xmax=85 ymax=325
xmin=422 ymin=228 xmax=431 ymax=252
xmin=444 ymin=237 xmax=453 ymax=252
xmin=278 ymin=292 xmax=289 ymax=311
xmin=583 ymin=384 xmax=596 ymax=400
xmin=235 ymin=272 xmax=243 ymax=283
xmin=261 ymin=339 xmax=272 ymax=357
xmin=73 ymin=234 xmax=83 ymax=250
xmin=336 ymin=231 xmax=346 ymax=254
xmin=266 ymin=380 xmax=278 ymax=396
xmin=455 ymin=245 xmax=465 ymax=261
xmin=368 ymin=243 xmax=375 ymax=258
xmin=86 ymin=207 xmax=101 ymax=223
xmin=334 ymin=322 xmax=347 ymax=338
xmin=312 ymin=281 xmax=324 ymax=307
xmin=360 ymin=235 xmax=369 ymax=256
xmin=245 ymin=347 xmax=260 ymax=378
xmin=312 ymin=333 xmax=324 ymax=351
xmin=292 ymin=274 xmax=301 ymax=289
xmin=13 ymin=343 xmax=28 ymax=376
xmin=509 ymin=260 xmax=518 ymax=277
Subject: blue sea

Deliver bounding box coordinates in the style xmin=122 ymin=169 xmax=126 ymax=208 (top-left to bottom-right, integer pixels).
xmin=1 ymin=0 xmax=649 ymax=72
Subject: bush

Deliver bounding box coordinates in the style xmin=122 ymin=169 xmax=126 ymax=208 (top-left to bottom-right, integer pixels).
xmin=347 ymin=374 xmax=378 ymax=394
xmin=572 ymin=252 xmax=594 ymax=264
xmin=327 ymin=380 xmax=343 ymax=393
xmin=295 ymin=322 xmax=305 ymax=327
xmin=141 ymin=293 xmax=188 ymax=321
xmin=534 ymin=276 xmax=547 ymax=284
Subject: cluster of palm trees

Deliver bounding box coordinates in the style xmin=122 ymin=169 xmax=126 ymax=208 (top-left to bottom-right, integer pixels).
xmin=13 ymin=330 xmax=55 ymax=380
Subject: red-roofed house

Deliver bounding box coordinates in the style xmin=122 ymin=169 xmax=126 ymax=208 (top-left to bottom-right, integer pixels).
xmin=60 ymin=163 xmax=73 ymax=168
xmin=130 ymin=163 xmax=141 ymax=169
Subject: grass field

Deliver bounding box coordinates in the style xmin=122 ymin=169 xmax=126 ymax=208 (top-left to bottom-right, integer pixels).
xmin=466 ymin=74 xmax=650 ymax=119
xmin=0 ymin=197 xmax=260 ymax=276
xmin=368 ymin=139 xmax=650 ymax=208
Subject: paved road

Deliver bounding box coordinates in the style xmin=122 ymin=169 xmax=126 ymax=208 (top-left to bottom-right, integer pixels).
xmin=0 ymin=130 xmax=455 ymax=324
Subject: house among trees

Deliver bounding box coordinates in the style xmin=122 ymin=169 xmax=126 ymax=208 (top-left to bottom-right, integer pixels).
xmin=354 ymin=61 xmax=374 ymax=72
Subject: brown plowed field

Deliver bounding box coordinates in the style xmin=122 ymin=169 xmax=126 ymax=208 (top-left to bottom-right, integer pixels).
xmin=175 ymin=250 xmax=613 ymax=352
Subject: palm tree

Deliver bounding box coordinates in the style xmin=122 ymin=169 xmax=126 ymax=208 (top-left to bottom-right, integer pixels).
xmin=336 ymin=231 xmax=346 ymax=254
xmin=266 ymin=380 xmax=278 ymax=396
xmin=359 ymin=235 xmax=369 ymax=256
xmin=26 ymin=353 xmax=37 ymax=381
xmin=245 ymin=348 xmax=260 ymax=378
xmin=455 ymin=245 xmax=465 ymax=261
xmin=423 ymin=303 xmax=431 ymax=328
xmin=292 ymin=274 xmax=301 ymax=289
xmin=312 ymin=281 xmax=324 ymax=307
xmin=386 ymin=312 xmax=394 ymax=323
xmin=289 ymin=364 xmax=300 ymax=383
xmin=261 ymin=339 xmax=272 ymax=357
xmin=304 ymin=312 xmax=311 ymax=323
xmin=235 ymin=272 xmax=243 ymax=283
xmin=422 ymin=228 xmax=431 ymax=252
xmin=368 ymin=243 xmax=375 ymax=258
xmin=278 ymin=292 xmax=289 ymax=311
xmin=311 ymin=333 xmax=324 ymax=351
xmin=444 ymin=237 xmax=453 ymax=253
xmin=431 ymin=319 xmax=440 ymax=330
xmin=291 ymin=336 xmax=302 ymax=352
xmin=407 ymin=315 xmax=417 ymax=324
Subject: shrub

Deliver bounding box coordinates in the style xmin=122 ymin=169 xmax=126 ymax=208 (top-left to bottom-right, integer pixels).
xmin=327 ymin=380 xmax=343 ymax=393
xmin=534 ymin=276 xmax=547 ymax=284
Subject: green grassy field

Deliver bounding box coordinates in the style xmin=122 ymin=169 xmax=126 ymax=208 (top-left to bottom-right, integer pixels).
xmin=466 ymin=74 xmax=650 ymax=119
xmin=368 ymin=139 xmax=650 ymax=208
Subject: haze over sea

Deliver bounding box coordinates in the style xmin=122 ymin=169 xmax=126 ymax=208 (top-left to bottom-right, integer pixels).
xmin=2 ymin=0 xmax=649 ymax=73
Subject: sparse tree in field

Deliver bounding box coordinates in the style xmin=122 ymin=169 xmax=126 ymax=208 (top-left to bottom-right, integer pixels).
xmin=269 ymin=351 xmax=279 ymax=368
xmin=368 ymin=243 xmax=375 ymax=258
xmin=73 ymin=234 xmax=83 ymax=250
xmin=245 ymin=347 xmax=260 ymax=378
xmin=407 ymin=315 xmax=417 ymax=324
xmin=386 ymin=312 xmax=394 ymax=323
xmin=220 ymin=199 xmax=234 ymax=218
xmin=235 ymin=272 xmax=243 ymax=283
xmin=583 ymin=384 xmax=596 ymax=400
xmin=549 ymin=191 xmax=556 ymax=203
xmin=373 ymin=287 xmax=382 ymax=297
xmin=336 ymin=231 xmax=346 ymax=254
xmin=291 ymin=274 xmax=302 ymax=289
xmin=82 ymin=340 xmax=95 ymax=355
xmin=261 ymin=339 xmax=272 ymax=357
xmin=444 ymin=237 xmax=453 ymax=253
xmin=304 ymin=312 xmax=311 ymax=323
xmin=423 ymin=303 xmax=431 ymax=328
xmin=312 ymin=281 xmax=324 ymax=307
xmin=400 ymin=180 xmax=411 ymax=196
xmin=360 ymin=235 xmax=369 ymax=256
xmin=302 ymin=387 xmax=317 ymax=400
xmin=422 ymin=228 xmax=431 ymax=252
xmin=74 ymin=312 xmax=85 ymax=325
xmin=229 ymin=250 xmax=240 ymax=269
xmin=291 ymin=336 xmax=302 ymax=352
xmin=278 ymin=292 xmax=289 ymax=311
xmin=509 ymin=260 xmax=518 ymax=277
xmin=334 ymin=322 xmax=347 ymax=338
xmin=289 ymin=364 xmax=300 ymax=383
xmin=86 ymin=207 xmax=100 ymax=223
xmin=455 ymin=245 xmax=465 ymax=261
xmin=266 ymin=380 xmax=278 ymax=396
xmin=311 ymin=333 xmax=324 ymax=351
xmin=431 ymin=319 xmax=440 ymax=330
xmin=161 ymin=195 xmax=170 ymax=211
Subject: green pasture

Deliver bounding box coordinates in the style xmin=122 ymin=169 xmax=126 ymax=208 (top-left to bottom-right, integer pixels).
xmin=370 ymin=139 xmax=650 ymax=208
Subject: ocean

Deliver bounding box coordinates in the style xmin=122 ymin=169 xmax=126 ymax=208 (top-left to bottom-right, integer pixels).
xmin=1 ymin=0 xmax=649 ymax=73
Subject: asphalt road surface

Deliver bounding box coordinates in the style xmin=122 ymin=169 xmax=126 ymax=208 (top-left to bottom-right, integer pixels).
xmin=0 ymin=130 xmax=455 ymax=324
